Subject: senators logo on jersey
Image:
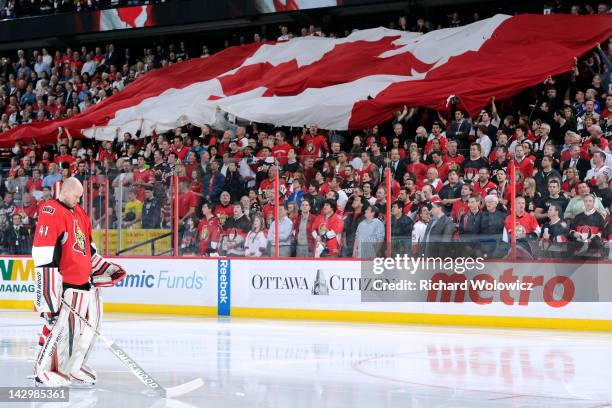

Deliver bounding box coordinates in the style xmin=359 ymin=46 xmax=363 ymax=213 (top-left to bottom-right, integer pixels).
xmin=200 ymin=228 xmax=209 ymax=241
xmin=73 ymin=220 xmax=86 ymax=256
xmin=576 ymin=225 xmax=602 ymax=241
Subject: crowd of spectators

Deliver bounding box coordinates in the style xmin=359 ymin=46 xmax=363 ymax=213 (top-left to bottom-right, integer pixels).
xmin=1 ymin=0 xmax=167 ymax=19
xmin=0 ymin=5 xmax=610 ymax=259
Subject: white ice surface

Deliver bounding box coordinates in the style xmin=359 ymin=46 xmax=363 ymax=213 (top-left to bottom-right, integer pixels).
xmin=1 ymin=310 xmax=611 ymax=408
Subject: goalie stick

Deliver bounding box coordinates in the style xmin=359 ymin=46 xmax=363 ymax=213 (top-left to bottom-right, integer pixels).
xmin=60 ymin=298 xmax=204 ymax=398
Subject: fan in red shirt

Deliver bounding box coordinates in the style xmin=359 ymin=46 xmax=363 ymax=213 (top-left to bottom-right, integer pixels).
xmin=97 ymin=141 xmax=117 ymax=163
xmin=365 ymin=125 xmax=388 ymax=150
xmin=262 ymin=195 xmax=280 ymax=226
xmin=70 ymin=52 xmax=84 ymax=72
xmin=53 ymin=144 xmax=76 ymax=167
xmin=259 ymin=167 xmax=287 ymax=196
xmin=26 ymin=168 xmax=44 ymax=193
xmin=495 ymin=168 xmax=514 ymax=206
xmin=311 ymin=199 xmax=344 ymax=257
xmin=503 ymin=196 xmax=540 ymax=257
xmin=425 ymin=136 xmax=448 ymax=158
xmin=473 ymin=167 xmax=497 ymax=198
xmin=560 ymin=142 xmax=590 ymax=164
xmin=133 ymin=156 xmax=155 ymax=201
xmin=600 ymin=94 xmax=612 ymax=119
xmin=178 ymin=181 xmax=198 ymax=223
xmin=184 ymin=151 xmax=200 ymax=176
xmin=7 ymin=156 xmax=22 ymax=178
xmin=488 ymin=131 xmax=511 ymax=163
xmin=22 ymin=139 xmax=42 ymax=159
xmin=14 ymin=192 xmax=38 ymax=226
xmin=451 ymin=184 xmax=473 ymax=222
xmin=272 ymin=130 xmax=292 ymax=167
xmin=201 ymin=124 xmax=217 ymax=148
xmin=424 ymin=122 xmax=448 ymax=156
xmin=445 ymin=140 xmax=465 ymax=167
xmin=60 ymin=49 xmax=73 ymax=66
xmin=357 ymin=151 xmax=379 ymax=183
xmin=227 ymin=141 xmax=245 ymax=160
xmin=397 ymin=188 xmax=415 ymax=216
xmin=429 ymin=150 xmax=450 ymax=182
xmin=214 ymin=191 xmax=234 ymax=227
xmin=303 ymin=124 xmax=329 ymax=158
xmin=197 ymin=202 xmax=223 ymax=256
xmin=171 ymin=134 xmax=190 ymax=162
xmin=216 ymin=131 xmax=232 ymax=157
xmin=406 ymin=150 xmax=428 ymax=188
xmin=299 ymin=139 xmax=319 ymax=164
xmin=512 ymin=145 xmax=535 ymax=179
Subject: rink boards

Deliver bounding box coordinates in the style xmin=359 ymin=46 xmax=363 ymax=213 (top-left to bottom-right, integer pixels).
xmin=1 ymin=256 xmax=611 ymax=331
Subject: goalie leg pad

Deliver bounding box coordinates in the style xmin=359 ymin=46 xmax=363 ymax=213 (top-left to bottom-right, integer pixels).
xmin=35 ymin=288 xmax=91 ymax=387
xmin=35 ymin=267 xmax=62 ymax=315
xmin=69 ymin=288 xmax=102 ymax=384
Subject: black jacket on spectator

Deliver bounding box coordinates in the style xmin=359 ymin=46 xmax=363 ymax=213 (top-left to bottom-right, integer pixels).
xmin=479 ymin=208 xmax=507 ymax=257
xmin=535 ymin=194 xmax=570 ymax=216
xmin=534 ymin=150 xmax=561 ymax=170
xmin=343 ymin=211 xmax=366 ymax=257
xmin=483 ymin=123 xmax=498 ymax=141
xmin=202 ymin=172 xmax=225 ymax=203
xmin=570 ymin=210 xmax=606 ymax=253
xmin=3 ymin=224 xmax=31 ymax=255
xmin=540 ymin=219 xmax=570 ymax=258
xmin=390 ymin=214 xmax=413 ymax=256
xmin=225 ymin=214 xmax=250 ymax=235
xmin=551 ymin=120 xmax=577 ymax=145
xmin=421 ymin=214 xmax=454 ymax=257
xmin=223 ymin=170 xmax=244 ymax=202
xmin=141 ymin=197 xmax=162 ymax=229
xmin=479 ymin=209 xmax=507 ymax=239
xmin=461 ymin=157 xmax=489 ymax=182
xmin=303 ymin=193 xmax=324 ymax=215
xmin=282 ymin=161 xmax=302 ymax=174
xmin=561 ymin=158 xmax=590 ymax=181
xmin=592 ymin=187 xmax=612 ymax=209
xmin=447 ymin=120 xmax=472 ymax=149
xmin=371 ymin=154 xmax=386 ymax=169
xmin=458 ymin=211 xmax=481 ymax=241
xmin=105 ymin=51 xmax=119 ymax=68
xmin=389 ymin=160 xmax=407 ymax=183
xmin=438 ymin=182 xmax=462 ymax=214
xmin=534 ymin=169 xmax=562 ymax=194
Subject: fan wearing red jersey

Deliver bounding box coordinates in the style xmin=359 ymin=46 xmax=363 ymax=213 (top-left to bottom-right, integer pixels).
xmin=304 ymin=124 xmax=329 ymax=158
xmin=32 ymin=178 xmax=126 ymax=388
xmin=569 ymin=194 xmax=606 ymax=256
xmin=198 ymin=201 xmax=223 ymax=256
xmin=311 ymin=199 xmax=344 ymax=257
xmin=503 ymin=195 xmax=540 ymax=258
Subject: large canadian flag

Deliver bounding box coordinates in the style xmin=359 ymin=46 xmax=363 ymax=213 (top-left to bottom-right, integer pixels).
xmin=255 ymin=0 xmax=340 ymax=13
xmin=1 ymin=14 xmax=610 ymax=146
xmin=99 ymin=5 xmax=154 ymax=31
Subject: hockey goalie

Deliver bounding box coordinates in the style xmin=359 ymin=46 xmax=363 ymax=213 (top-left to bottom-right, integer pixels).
xmin=32 ymin=177 xmax=126 ymax=387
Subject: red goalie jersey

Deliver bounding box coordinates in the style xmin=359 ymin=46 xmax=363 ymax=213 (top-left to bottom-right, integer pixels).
xmin=32 ymin=199 xmax=93 ymax=286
